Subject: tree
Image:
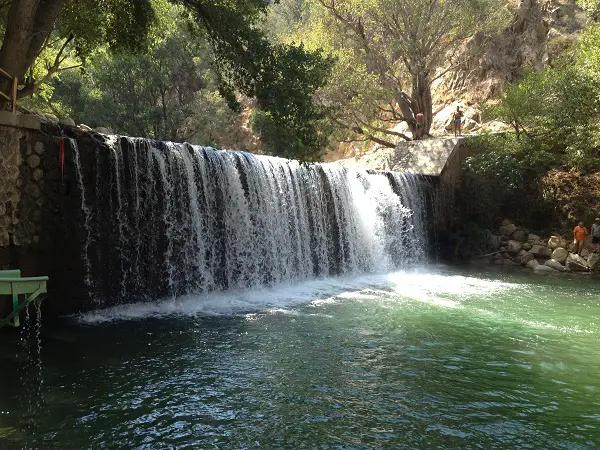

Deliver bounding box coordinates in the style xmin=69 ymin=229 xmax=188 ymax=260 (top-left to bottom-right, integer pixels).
xmin=296 ymin=0 xmax=507 ymax=144
xmin=177 ymin=0 xmax=333 ymax=159
xmin=0 ymin=0 xmax=154 ymax=101
xmin=1 ymin=0 xmax=333 ymax=160
xmin=45 ymin=9 xmax=242 ymax=147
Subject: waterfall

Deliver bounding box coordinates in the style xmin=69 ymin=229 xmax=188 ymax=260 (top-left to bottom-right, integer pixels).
xmin=74 ymin=137 xmax=430 ymax=306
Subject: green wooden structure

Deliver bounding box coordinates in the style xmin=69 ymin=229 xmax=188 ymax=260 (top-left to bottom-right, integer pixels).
xmin=0 ymin=269 xmax=48 ymax=329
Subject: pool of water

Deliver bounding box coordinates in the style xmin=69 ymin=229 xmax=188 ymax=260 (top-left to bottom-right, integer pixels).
xmin=2 ymin=266 xmax=600 ymax=448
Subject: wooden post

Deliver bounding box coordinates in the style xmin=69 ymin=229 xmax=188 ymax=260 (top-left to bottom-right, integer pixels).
xmin=11 ymin=77 xmax=17 ymax=113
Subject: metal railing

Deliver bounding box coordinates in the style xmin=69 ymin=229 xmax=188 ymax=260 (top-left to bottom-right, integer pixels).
xmin=0 ymin=67 xmax=17 ymax=113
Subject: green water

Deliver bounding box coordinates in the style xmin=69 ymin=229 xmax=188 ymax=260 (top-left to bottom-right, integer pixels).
xmin=1 ymin=266 xmax=600 ymax=448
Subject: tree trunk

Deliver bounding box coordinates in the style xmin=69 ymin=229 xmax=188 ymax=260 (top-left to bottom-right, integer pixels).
xmin=0 ymin=0 xmax=65 ymax=106
xmin=411 ymin=71 xmax=433 ymax=136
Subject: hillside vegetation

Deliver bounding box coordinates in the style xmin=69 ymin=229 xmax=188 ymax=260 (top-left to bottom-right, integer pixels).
xmin=1 ymin=0 xmax=600 ymax=172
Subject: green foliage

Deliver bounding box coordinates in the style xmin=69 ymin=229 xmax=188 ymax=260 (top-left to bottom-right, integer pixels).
xmin=179 ymin=0 xmax=334 ymax=159
xmin=491 ymin=66 xmax=600 ymax=171
xmin=460 ymin=140 xmax=532 ymax=227
xmin=292 ymin=0 xmax=509 ymax=144
xmin=41 ymin=5 xmax=239 ymax=145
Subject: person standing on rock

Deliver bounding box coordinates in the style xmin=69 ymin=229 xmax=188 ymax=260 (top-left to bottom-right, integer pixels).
xmin=453 ymin=106 xmax=463 ymax=137
xmin=415 ymin=111 xmax=425 ymax=139
xmin=573 ymin=221 xmax=588 ymax=255
xmin=591 ymin=218 xmax=600 ymax=253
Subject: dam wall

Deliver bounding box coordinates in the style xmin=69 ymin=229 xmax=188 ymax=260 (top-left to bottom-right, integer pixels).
xmin=0 ymin=117 xmax=436 ymax=317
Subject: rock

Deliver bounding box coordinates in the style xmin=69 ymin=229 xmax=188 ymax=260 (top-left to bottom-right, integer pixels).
xmin=504 ymin=259 xmax=518 ymax=266
xmin=34 ymin=141 xmax=45 ymax=155
xmin=59 ymin=116 xmax=76 ymax=127
xmin=94 ymin=126 xmax=113 ymax=135
xmin=26 ymin=154 xmax=40 ymax=169
xmin=512 ymin=229 xmax=526 ymax=242
xmin=534 ymin=265 xmax=558 ymax=274
xmin=538 ymin=247 xmax=552 ymax=258
xmin=499 ymin=246 xmax=506 ymax=252
xmin=529 ymin=245 xmax=552 ymax=258
xmin=526 ymin=259 xmax=539 ymax=269
xmin=78 ymin=124 xmax=93 ymax=132
xmin=566 ymin=253 xmax=589 ymax=272
xmin=500 ymin=223 xmax=517 ymax=236
xmin=506 ymin=240 xmax=522 ymax=255
xmin=24 ymin=184 xmax=41 ymax=200
xmin=522 ymin=242 xmax=532 ymax=251
xmin=545 ymin=259 xmax=565 ymax=272
xmin=500 ymin=235 xmax=509 ymax=243
xmin=588 ymin=253 xmax=600 ymax=270
xmin=32 ymin=168 xmax=43 ymax=182
xmin=501 ymin=219 xmax=511 ymax=226
xmin=527 ymin=234 xmax=541 ymax=242
xmin=494 ymin=258 xmax=505 ymax=266
xmin=490 ymin=235 xmax=501 ymax=250
xmin=551 ymin=247 xmax=569 ymax=264
xmin=521 ymin=253 xmax=535 ymax=266
xmin=548 ymin=235 xmax=568 ymax=250
xmin=581 ymin=248 xmax=590 ymax=258
xmin=517 ymin=249 xmax=527 ymax=257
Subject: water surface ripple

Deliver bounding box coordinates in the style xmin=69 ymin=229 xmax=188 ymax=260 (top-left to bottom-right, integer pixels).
xmin=1 ymin=266 xmax=600 ymax=448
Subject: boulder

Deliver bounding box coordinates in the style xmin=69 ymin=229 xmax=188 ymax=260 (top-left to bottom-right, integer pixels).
xmin=529 ymin=245 xmax=552 ymax=258
xmin=587 ymin=253 xmax=600 ymax=271
xmin=490 ymin=234 xmax=502 ymax=250
xmin=534 ymin=265 xmax=558 ymax=274
xmin=547 ymin=235 xmax=568 ymax=250
xmin=59 ymin=116 xmax=76 ymax=127
xmin=94 ymin=126 xmax=114 ymax=135
xmin=520 ymin=252 xmax=535 ymax=266
xmin=544 ymin=259 xmax=565 ymax=272
xmin=551 ymin=247 xmax=569 ymax=264
xmin=526 ymin=259 xmax=539 ymax=269
xmin=538 ymin=247 xmax=552 ymax=258
xmin=581 ymin=248 xmax=590 ymax=258
xmin=506 ymin=240 xmax=522 ymax=255
xmin=566 ymin=253 xmax=589 ymax=272
xmin=517 ymin=249 xmax=527 ymax=257
xmin=500 ymin=223 xmax=517 ymax=236
xmin=78 ymin=124 xmax=93 ymax=132
xmin=527 ymin=234 xmax=541 ymax=242
xmin=501 ymin=219 xmax=511 ymax=226
xmin=512 ymin=230 xmax=526 ymax=242
xmin=522 ymin=242 xmax=532 ymax=251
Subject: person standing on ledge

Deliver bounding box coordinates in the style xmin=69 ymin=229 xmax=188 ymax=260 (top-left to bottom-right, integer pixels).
xmin=574 ymin=221 xmax=588 ymax=255
xmin=453 ymin=105 xmax=464 ymax=137
xmin=415 ymin=111 xmax=425 ymax=139
xmin=591 ymin=218 xmax=600 ymax=253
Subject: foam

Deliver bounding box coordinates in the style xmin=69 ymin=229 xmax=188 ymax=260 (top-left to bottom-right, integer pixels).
xmin=75 ymin=269 xmax=516 ymax=324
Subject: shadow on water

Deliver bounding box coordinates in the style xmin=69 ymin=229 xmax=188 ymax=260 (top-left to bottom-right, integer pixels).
xmin=2 ymin=267 xmax=600 ymax=448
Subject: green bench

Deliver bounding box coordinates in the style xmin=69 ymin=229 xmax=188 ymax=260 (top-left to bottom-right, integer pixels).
xmin=0 ymin=269 xmax=48 ymax=329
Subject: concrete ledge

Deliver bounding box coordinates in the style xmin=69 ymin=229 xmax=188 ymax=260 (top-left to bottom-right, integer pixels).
xmin=0 ymin=111 xmax=41 ymax=130
xmin=333 ymin=137 xmax=466 ymax=176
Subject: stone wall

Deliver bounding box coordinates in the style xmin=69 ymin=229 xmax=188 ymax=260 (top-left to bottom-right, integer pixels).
xmin=0 ymin=120 xmax=94 ymax=317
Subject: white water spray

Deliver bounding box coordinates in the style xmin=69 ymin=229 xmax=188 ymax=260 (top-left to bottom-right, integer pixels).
xmin=72 ymin=138 xmax=431 ymax=307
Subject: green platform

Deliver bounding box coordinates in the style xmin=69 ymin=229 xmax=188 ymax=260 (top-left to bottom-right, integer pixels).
xmin=0 ymin=269 xmax=48 ymax=329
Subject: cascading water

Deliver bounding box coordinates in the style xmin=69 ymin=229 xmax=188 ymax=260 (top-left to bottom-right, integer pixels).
xmin=73 ymin=137 xmax=430 ymax=307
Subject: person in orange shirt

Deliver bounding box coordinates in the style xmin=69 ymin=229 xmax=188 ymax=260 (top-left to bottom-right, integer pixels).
xmin=573 ymin=221 xmax=588 ymax=255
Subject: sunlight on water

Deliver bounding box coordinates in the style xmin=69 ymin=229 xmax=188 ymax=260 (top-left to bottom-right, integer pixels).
xmin=77 ymin=268 xmax=521 ymax=324
xmin=3 ymin=267 xmax=600 ymax=448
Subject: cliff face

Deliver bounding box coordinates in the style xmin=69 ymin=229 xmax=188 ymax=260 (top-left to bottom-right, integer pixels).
xmin=324 ymin=0 xmax=587 ymax=162
xmin=442 ymin=0 xmax=587 ymax=103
